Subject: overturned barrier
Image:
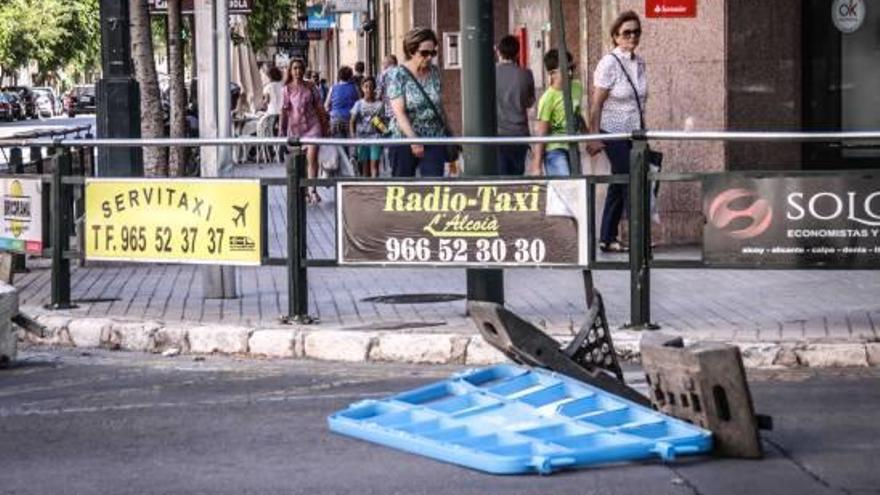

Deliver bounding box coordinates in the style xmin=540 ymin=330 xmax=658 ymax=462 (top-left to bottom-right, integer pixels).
xmin=640 ymin=333 xmax=771 ymax=458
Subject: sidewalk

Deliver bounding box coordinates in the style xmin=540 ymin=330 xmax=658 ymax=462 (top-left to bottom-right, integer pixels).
xmin=12 ymin=162 xmax=880 ymax=368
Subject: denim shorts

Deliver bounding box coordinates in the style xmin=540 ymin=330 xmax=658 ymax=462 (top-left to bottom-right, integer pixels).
xmin=357 ymin=145 xmax=382 ymax=161
xmin=544 ymin=149 xmax=571 ymax=176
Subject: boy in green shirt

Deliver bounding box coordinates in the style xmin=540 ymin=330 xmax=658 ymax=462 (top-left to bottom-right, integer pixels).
xmin=529 ymin=49 xmax=584 ymax=176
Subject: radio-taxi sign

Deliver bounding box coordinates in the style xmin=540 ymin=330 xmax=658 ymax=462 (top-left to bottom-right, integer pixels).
xmin=85 ymin=179 xmax=261 ymax=265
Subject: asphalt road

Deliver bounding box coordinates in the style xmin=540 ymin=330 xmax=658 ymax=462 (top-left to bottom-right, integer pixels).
xmin=1 ymin=347 xmax=878 ymax=495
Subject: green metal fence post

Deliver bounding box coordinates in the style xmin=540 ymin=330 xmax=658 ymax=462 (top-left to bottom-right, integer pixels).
xmin=30 ymin=146 xmax=43 ymax=174
xmin=460 ymin=0 xmax=504 ymax=305
xmin=48 ymin=148 xmax=75 ymax=310
xmin=627 ymin=134 xmax=656 ymax=329
xmin=10 ymin=148 xmax=23 ymax=173
xmin=282 ymin=143 xmax=313 ymax=324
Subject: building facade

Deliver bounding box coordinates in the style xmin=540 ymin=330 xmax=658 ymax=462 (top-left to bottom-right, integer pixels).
xmin=363 ymin=0 xmax=878 ymax=243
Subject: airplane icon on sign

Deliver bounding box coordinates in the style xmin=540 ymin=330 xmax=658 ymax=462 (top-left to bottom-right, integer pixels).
xmin=232 ymin=203 xmax=249 ymax=227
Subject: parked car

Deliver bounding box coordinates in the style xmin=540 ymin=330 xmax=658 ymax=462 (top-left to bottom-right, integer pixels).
xmin=33 ymin=89 xmax=54 ymax=118
xmin=71 ymin=85 xmax=96 ymax=114
xmin=4 ymin=92 xmax=24 ymax=120
xmin=33 ymin=87 xmax=59 ymax=117
xmin=1 ymin=86 xmax=36 ymax=119
xmin=0 ymin=93 xmax=12 ymax=121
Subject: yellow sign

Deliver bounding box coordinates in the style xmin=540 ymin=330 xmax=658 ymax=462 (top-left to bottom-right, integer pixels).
xmin=85 ymin=179 xmax=261 ymax=265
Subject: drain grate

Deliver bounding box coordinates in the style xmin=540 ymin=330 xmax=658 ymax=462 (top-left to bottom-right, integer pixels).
xmin=74 ymin=297 xmax=121 ymax=304
xmin=361 ymin=293 xmax=465 ymax=305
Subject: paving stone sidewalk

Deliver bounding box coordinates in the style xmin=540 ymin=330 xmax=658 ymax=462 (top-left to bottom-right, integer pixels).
xmin=10 ymin=162 xmax=880 ymax=367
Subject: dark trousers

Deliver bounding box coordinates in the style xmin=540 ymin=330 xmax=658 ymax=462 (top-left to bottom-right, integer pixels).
xmin=389 ymin=144 xmax=446 ymax=177
xmin=496 ymin=144 xmax=529 ymax=176
xmin=600 ymin=139 xmax=632 ymax=244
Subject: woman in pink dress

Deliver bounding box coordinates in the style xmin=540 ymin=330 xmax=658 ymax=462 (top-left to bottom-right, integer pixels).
xmin=278 ymin=58 xmax=328 ymax=204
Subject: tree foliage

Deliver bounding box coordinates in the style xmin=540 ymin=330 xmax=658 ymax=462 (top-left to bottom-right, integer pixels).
xmin=247 ymin=0 xmax=302 ymax=52
xmin=0 ymin=0 xmax=99 ymax=83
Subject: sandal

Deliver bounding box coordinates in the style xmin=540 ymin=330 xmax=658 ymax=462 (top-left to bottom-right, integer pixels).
xmin=599 ymin=241 xmax=628 ymax=253
xmin=307 ymin=189 xmax=321 ymax=206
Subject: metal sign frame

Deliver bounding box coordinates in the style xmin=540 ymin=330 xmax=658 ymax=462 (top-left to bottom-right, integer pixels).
xmin=336 ymin=179 xmax=590 ymax=268
xmin=84 ymin=177 xmax=262 ymax=266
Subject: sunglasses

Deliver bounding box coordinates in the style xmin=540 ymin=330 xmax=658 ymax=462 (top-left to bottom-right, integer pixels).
xmin=619 ymin=28 xmax=642 ymax=38
xmin=418 ymin=49 xmax=438 ymax=58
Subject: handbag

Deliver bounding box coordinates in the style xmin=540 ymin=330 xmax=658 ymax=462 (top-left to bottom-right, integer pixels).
xmin=367 ymin=106 xmax=389 ymax=136
xmin=400 ymin=67 xmax=461 ymax=163
xmin=318 ymin=143 xmax=339 ymax=172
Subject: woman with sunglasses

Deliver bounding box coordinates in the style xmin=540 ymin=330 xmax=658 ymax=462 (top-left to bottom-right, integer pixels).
xmin=385 ymin=27 xmax=449 ymax=177
xmin=587 ymin=10 xmax=648 ymax=253
xmin=279 ymin=58 xmax=329 ymax=204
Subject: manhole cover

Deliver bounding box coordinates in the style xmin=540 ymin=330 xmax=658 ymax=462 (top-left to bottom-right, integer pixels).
xmin=361 ymin=293 xmax=465 ymax=304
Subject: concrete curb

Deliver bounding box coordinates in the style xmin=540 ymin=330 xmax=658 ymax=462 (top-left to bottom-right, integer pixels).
xmin=15 ymin=309 xmax=880 ymax=369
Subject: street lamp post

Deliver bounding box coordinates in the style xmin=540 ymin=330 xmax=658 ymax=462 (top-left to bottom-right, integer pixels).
xmin=96 ymin=0 xmax=143 ymax=176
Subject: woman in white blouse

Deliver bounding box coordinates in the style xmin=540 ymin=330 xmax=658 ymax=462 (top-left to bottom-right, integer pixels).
xmin=587 ymin=10 xmax=647 ymax=253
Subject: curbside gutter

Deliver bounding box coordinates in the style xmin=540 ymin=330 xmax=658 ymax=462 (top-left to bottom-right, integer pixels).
xmin=13 ymin=307 xmax=880 ymax=369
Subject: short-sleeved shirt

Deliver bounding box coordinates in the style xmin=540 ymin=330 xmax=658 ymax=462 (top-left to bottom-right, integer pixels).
xmin=280 ymin=82 xmax=323 ymax=138
xmin=262 ymin=81 xmax=284 ymax=115
xmin=536 ymin=80 xmax=584 ymax=152
xmin=350 ymin=99 xmax=384 ymax=138
xmin=327 ymin=81 xmax=360 ymax=121
xmin=594 ymin=47 xmax=647 ymax=133
xmin=376 ymin=66 xmax=396 ymax=119
xmin=495 ymin=61 xmax=536 ymax=137
xmin=386 ymin=64 xmax=446 ymax=138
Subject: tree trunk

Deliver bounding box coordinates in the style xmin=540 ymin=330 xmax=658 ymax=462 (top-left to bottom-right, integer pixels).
xmin=130 ymin=0 xmax=168 ymax=176
xmin=167 ymin=0 xmax=187 ymax=176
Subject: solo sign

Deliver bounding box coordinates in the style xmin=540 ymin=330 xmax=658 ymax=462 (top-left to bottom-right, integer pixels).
xmin=85 ymin=179 xmax=261 ymax=265
xmin=338 ymin=180 xmax=588 ymax=267
xmin=703 ymin=175 xmax=880 ymax=267
xmin=832 ymin=0 xmax=866 ymax=33
xmin=0 ymin=179 xmax=43 ymax=254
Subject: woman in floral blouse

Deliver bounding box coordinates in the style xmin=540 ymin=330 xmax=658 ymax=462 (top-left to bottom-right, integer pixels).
xmin=386 ymin=27 xmax=448 ymax=177
xmin=279 ymin=58 xmax=328 ymax=204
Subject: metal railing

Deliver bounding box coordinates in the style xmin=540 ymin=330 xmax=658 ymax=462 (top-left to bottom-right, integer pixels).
xmin=1 ymin=129 xmax=878 ymax=329
xmin=0 ymin=124 xmax=93 ymax=173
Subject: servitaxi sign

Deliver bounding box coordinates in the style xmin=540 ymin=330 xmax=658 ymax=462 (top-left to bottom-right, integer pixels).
xmin=703 ymin=174 xmax=880 ymax=267
xmin=338 ymin=180 xmax=588 ymax=267
xmin=85 ymin=179 xmax=261 ymax=265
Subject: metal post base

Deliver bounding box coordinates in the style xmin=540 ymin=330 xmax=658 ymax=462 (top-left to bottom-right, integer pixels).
xmin=279 ymin=314 xmax=319 ymax=325
xmin=43 ymin=303 xmax=79 ymax=311
xmin=622 ymin=322 xmax=661 ymax=331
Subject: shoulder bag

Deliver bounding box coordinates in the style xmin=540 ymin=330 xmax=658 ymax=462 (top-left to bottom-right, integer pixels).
xmin=400 ymin=67 xmax=461 ymax=163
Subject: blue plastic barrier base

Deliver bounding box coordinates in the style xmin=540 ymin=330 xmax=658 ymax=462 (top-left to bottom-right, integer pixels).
xmin=328 ymin=364 xmax=713 ymax=475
